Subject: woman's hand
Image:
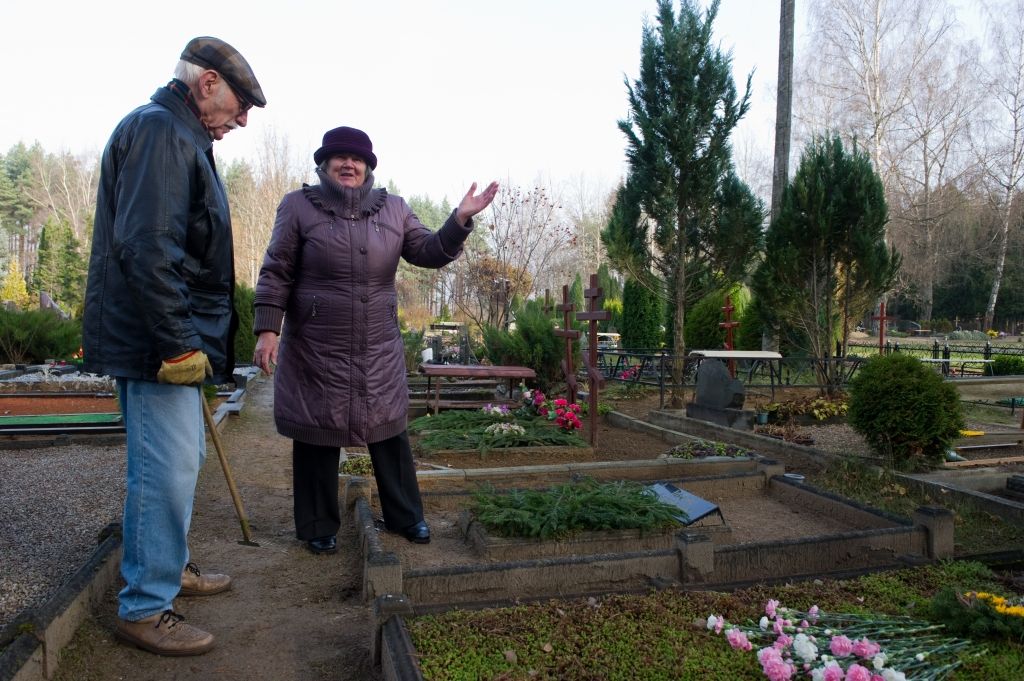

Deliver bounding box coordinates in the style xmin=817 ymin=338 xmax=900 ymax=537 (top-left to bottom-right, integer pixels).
xmin=455 ymin=181 xmax=499 ymax=226
xmin=253 ymin=331 xmax=279 ymax=375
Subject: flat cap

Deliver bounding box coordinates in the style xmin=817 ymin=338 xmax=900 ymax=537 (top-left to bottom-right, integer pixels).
xmin=180 ymin=36 xmax=266 ymax=108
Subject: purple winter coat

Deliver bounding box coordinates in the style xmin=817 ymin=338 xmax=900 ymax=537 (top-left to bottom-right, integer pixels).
xmin=253 ymin=184 xmax=472 ymax=447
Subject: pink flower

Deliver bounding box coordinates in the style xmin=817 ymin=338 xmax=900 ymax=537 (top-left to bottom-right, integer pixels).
xmin=538 ymin=407 xmax=548 ymax=416
xmin=821 ymin=662 xmax=844 ymax=681
xmin=852 ymin=638 xmax=881 ymax=658
xmin=808 ymin=605 xmax=820 ymax=622
xmin=758 ymin=646 xmax=783 ymax=666
xmin=800 ymin=620 xmax=810 ymax=630
xmin=714 ymin=615 xmax=724 ymax=634
xmin=554 ymin=398 xmax=567 ymax=407
xmin=762 ymin=658 xmax=796 ymax=681
xmin=766 ymin=599 xmax=780 ymax=619
xmin=830 ymin=635 xmax=854 ymax=657
xmin=845 ymin=663 xmax=872 ymax=681
xmin=773 ymin=618 xmax=786 ymax=635
xmin=726 ymin=628 xmax=752 ymax=651
xmin=774 ymin=634 xmax=793 ymax=649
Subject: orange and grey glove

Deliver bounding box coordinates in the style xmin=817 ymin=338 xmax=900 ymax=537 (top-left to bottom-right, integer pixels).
xmin=156 ymin=350 xmax=213 ymax=386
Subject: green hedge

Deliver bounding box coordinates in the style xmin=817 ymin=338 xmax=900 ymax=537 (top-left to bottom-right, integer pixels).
xmin=233 ymin=282 xmax=256 ymax=365
xmin=990 ymin=355 xmax=1024 ymax=376
xmin=0 ymin=309 xmax=81 ymax=364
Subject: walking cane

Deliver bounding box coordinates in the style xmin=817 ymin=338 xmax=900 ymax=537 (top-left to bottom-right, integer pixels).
xmin=201 ymin=393 xmax=259 ymax=547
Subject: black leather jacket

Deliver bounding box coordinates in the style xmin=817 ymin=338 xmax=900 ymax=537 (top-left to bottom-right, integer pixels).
xmin=82 ymin=86 xmax=237 ymax=382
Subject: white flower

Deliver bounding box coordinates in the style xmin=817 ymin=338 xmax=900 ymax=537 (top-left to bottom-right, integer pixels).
xmin=759 ymin=616 xmax=769 ymax=630
xmin=823 ymin=629 xmax=833 ymax=636
xmin=872 ymin=653 xmax=887 ymax=670
xmin=881 ymin=669 xmax=907 ymax=681
xmin=793 ymin=633 xmax=818 ymax=662
xmin=915 ymin=653 xmax=927 ymax=662
xmin=706 ymin=614 xmax=718 ymax=631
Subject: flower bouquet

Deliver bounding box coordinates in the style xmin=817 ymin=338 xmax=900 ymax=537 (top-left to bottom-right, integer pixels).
xmin=707 ymin=598 xmax=978 ymax=680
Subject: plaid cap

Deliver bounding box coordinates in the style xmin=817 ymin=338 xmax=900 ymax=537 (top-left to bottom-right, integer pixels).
xmin=180 ymin=36 xmax=266 ymax=108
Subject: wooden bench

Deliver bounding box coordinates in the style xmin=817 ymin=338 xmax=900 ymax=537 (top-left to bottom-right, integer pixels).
xmin=417 ymin=363 xmax=536 ymax=414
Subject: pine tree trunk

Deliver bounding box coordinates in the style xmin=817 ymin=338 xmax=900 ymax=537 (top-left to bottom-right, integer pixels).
xmin=770 ymin=0 xmax=795 ymax=223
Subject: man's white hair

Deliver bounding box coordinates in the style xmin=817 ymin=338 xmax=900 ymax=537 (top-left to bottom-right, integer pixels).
xmin=172 ymin=60 xmax=207 ymax=88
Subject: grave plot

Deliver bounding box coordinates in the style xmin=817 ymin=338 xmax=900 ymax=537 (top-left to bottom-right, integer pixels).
xmin=345 ymin=458 xmax=949 ymax=611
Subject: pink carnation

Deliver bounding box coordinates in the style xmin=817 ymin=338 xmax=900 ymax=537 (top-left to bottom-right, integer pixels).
xmin=762 ymin=658 xmax=796 ymax=681
xmin=808 ymin=605 xmax=820 ymax=622
xmin=726 ymin=628 xmax=752 ymax=651
xmin=829 ymin=635 xmax=854 ymax=657
xmin=774 ymin=634 xmax=793 ymax=650
xmin=845 ymin=663 xmax=872 ymax=681
xmin=766 ymin=599 xmax=780 ymax=618
xmin=851 ymin=637 xmax=881 ymax=658
xmin=554 ymin=398 xmax=567 ymax=407
xmin=821 ymin=662 xmax=844 ymax=681
xmin=773 ymin=618 xmax=786 ymax=635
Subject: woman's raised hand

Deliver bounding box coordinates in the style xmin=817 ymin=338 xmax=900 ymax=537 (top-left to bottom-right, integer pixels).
xmin=455 ymin=181 xmax=499 ymax=226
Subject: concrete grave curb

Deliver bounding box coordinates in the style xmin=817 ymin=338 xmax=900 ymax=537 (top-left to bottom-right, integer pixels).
xmin=0 ymin=525 xmax=121 ymax=681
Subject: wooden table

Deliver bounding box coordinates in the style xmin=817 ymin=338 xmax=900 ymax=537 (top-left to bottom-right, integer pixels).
xmin=417 ymin=363 xmax=536 ymax=414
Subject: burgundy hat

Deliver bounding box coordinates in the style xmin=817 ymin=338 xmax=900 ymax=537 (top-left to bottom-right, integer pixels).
xmin=314 ymin=126 xmax=377 ymax=169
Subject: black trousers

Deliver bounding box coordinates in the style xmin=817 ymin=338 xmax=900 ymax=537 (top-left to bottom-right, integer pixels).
xmin=292 ymin=431 xmax=424 ymax=540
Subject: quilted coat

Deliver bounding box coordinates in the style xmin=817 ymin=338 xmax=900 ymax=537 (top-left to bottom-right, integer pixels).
xmin=253 ymin=179 xmax=472 ymax=447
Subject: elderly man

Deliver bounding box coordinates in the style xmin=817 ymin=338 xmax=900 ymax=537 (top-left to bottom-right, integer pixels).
xmin=82 ymin=37 xmax=265 ymax=656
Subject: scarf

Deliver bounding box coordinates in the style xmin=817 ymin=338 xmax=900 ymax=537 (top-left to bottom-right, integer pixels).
xmin=303 ymin=167 xmax=387 ymax=218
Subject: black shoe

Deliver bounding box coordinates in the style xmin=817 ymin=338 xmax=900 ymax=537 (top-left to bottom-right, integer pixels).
xmin=306 ymin=536 xmax=337 ymax=555
xmin=402 ymin=521 xmax=430 ymax=544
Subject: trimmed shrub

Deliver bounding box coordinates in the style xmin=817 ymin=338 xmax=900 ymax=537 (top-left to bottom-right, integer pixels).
xmin=0 ymin=309 xmax=81 ymax=364
xmin=233 ymin=281 xmax=256 ymax=365
xmin=847 ymin=353 xmax=964 ymax=471
xmin=621 ymin=277 xmax=662 ymax=350
xmin=683 ymin=283 xmax=750 ymax=351
xmin=948 ymin=330 xmax=989 ymax=341
xmin=482 ymin=299 xmax=566 ymax=391
xmin=990 ymin=355 xmax=1024 ymax=376
xmin=402 ymin=327 xmax=426 ymax=373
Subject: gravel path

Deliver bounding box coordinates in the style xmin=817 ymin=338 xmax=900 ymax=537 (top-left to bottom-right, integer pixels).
xmin=0 ymin=441 xmax=125 ymax=628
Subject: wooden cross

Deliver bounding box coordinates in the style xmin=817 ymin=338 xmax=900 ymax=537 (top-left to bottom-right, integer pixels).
xmin=718 ymin=294 xmax=740 ymax=378
xmin=542 ymin=289 xmax=554 ymax=316
xmin=553 ymin=285 xmax=580 ymax=403
xmin=577 ymin=274 xmax=611 ymax=447
xmin=872 ymin=302 xmax=895 ymax=354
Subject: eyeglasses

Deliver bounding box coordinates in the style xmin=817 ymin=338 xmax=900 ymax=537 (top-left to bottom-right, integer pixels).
xmin=226 ymin=82 xmax=252 ymax=113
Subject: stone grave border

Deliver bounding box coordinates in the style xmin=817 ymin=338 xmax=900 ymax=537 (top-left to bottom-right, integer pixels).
xmin=355 ymin=412 xmax=955 ymax=679
xmin=0 ymin=371 xmax=256 ymax=681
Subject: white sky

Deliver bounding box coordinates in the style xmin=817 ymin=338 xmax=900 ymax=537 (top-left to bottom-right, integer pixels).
xmin=0 ymin=0 xmax=802 ymax=203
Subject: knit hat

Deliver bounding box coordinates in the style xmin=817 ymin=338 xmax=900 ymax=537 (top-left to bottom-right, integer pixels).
xmin=180 ymin=36 xmax=266 ymax=108
xmin=314 ymin=126 xmax=377 ymax=168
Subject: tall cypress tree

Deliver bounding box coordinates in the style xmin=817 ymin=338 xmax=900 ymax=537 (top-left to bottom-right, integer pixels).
xmin=617 ymin=0 xmax=754 ymax=405
xmin=752 ymin=135 xmax=899 ymax=394
xmin=621 ymin=277 xmax=663 ymax=350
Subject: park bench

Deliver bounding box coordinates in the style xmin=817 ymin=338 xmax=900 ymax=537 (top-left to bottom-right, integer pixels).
xmin=417 ymin=363 xmax=536 ymax=414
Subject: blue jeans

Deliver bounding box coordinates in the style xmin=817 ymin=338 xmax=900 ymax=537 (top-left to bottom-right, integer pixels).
xmin=116 ymin=378 xmax=206 ymax=621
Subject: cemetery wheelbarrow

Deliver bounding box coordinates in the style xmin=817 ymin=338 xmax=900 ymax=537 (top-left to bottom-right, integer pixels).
xmin=202 ymin=394 xmax=259 ymax=547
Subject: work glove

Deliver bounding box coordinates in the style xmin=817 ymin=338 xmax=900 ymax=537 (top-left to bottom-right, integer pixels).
xmin=157 ymin=350 xmax=213 ymax=386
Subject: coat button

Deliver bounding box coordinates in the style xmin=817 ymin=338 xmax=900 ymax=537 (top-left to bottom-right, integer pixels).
xmin=359 ymin=247 xmax=367 ymax=254
xmin=361 ymin=295 xmax=368 ymax=303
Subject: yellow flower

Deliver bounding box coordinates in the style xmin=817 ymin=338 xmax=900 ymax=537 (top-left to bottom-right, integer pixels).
xmin=960 ymin=430 xmax=985 ymax=437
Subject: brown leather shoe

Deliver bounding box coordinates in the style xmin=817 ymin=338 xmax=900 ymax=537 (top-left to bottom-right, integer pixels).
xmin=179 ymin=562 xmax=232 ymax=597
xmin=115 ymin=610 xmax=214 ymax=656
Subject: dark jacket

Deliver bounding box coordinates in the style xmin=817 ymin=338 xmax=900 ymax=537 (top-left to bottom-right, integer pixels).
xmin=82 ymin=86 xmax=237 ymax=382
xmin=253 ymin=185 xmax=472 ymax=447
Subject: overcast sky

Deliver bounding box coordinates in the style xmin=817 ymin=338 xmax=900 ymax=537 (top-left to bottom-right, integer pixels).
xmin=0 ymin=0 xmax=803 ymax=203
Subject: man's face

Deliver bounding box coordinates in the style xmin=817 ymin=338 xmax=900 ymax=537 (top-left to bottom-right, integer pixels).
xmin=327 ymin=154 xmax=367 ymax=188
xmin=199 ymin=78 xmax=250 ymax=141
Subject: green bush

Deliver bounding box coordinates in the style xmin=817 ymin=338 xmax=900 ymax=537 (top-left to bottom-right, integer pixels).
xmin=401 ymin=327 xmax=425 ymax=373
xmin=948 ymin=330 xmax=989 ymax=341
xmin=233 ymin=282 xmax=256 ymax=365
xmin=847 ymin=353 xmax=965 ymax=470
xmin=0 ymin=309 xmax=81 ymax=364
xmin=621 ymin=277 xmax=663 ymax=349
xmin=684 ymin=284 xmax=749 ymax=351
xmin=734 ymin=300 xmax=763 ymax=351
xmin=482 ymin=299 xmax=567 ymax=391
xmin=990 ymin=355 xmax=1024 ymax=376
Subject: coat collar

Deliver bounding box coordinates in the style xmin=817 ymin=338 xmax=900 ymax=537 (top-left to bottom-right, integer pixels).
xmin=150 ymin=85 xmax=213 ymax=153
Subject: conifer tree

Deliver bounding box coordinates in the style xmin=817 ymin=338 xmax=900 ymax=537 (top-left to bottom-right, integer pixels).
xmin=617 ymin=0 xmax=755 ymax=405
xmin=752 ymin=135 xmax=899 ymax=394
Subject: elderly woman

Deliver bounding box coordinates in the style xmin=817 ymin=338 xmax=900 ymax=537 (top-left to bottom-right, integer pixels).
xmin=253 ymin=126 xmax=497 ymax=554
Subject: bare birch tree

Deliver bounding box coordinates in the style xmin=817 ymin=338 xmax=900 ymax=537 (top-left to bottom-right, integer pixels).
xmin=979 ymin=0 xmax=1024 ymax=330
xmin=889 ymin=41 xmax=980 ymax=322
xmin=226 ymin=128 xmax=308 ymax=287
xmin=797 ymin=0 xmax=956 ymax=193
